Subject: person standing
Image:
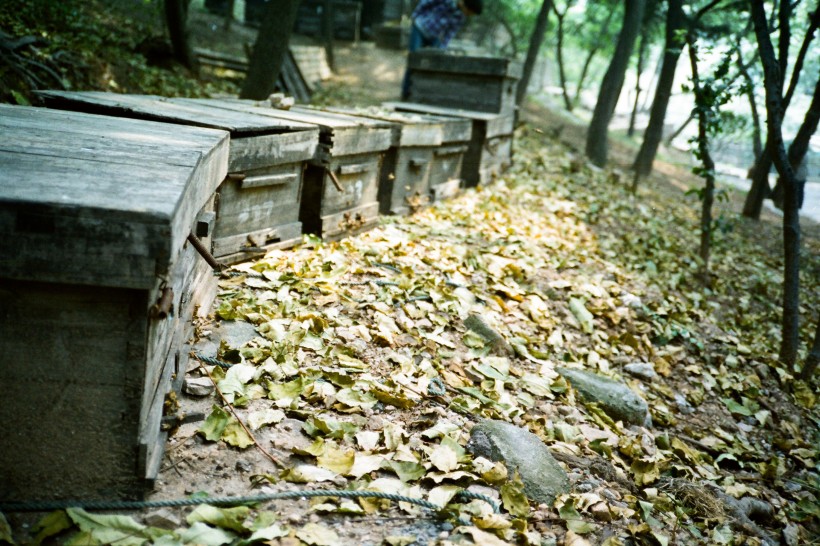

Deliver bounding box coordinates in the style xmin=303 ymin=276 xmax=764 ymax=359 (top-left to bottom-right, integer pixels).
xmin=401 ymin=0 xmax=483 ymax=99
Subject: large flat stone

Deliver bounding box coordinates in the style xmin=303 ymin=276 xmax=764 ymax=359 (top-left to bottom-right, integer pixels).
xmin=467 ymin=420 xmax=569 ymax=505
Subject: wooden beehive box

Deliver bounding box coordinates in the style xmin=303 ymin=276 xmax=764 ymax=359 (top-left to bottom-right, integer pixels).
xmin=406 ymin=51 xmax=522 ymax=115
xmin=0 ymin=105 xmax=229 ymax=502
xmin=385 ymin=101 xmax=514 ymax=187
xmin=205 ymin=102 xmax=394 ymax=240
xmin=414 ymin=113 xmax=472 ymax=202
xmin=37 ymin=91 xmax=320 ymax=264
xmin=322 ymin=106 xmax=447 ymax=215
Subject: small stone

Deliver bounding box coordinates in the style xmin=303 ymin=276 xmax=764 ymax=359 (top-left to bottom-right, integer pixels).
xmin=467 ymin=420 xmax=570 ymax=505
xmin=674 ymin=393 xmax=695 ymax=414
xmin=623 ymin=362 xmax=658 ymax=380
xmin=575 ymin=481 xmax=594 ymax=492
xmin=144 ymin=508 xmax=181 ymax=528
xmin=184 ymin=377 xmax=214 ymax=397
xmin=783 ymin=522 xmax=800 ymax=546
xmin=235 ymin=460 xmax=253 ymax=473
xmin=286 ymin=513 xmax=303 ymax=524
xmin=590 ymin=501 xmax=612 ymax=522
xmin=601 ymin=488 xmax=621 ymax=501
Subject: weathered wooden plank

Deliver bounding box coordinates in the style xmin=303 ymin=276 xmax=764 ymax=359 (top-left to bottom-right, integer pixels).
xmin=0 ymin=103 xmax=229 ymax=147
xmin=37 ymin=91 xmax=311 ymax=135
xmin=381 ymin=147 xmax=434 ymax=215
xmin=383 ymin=101 xmax=503 ymax=122
xmin=227 ymin=128 xmax=318 ymax=171
xmin=429 ymin=144 xmax=468 ymax=196
xmin=213 ymin=163 xmax=303 ymax=240
xmin=408 ymin=72 xmax=517 ymax=115
xmin=0 ymin=133 xmax=207 ymax=170
xmin=0 ymin=155 xmax=224 ymax=288
xmin=430 ymin=179 xmax=462 ymax=202
xmin=322 ymin=106 xmax=444 ymax=147
xmin=0 ymin=280 xmax=149 ymax=501
xmin=320 ymin=202 xmax=380 ymax=241
xmin=213 ymin=221 xmax=303 ymax=262
xmin=408 ymin=51 xmax=523 ymax=79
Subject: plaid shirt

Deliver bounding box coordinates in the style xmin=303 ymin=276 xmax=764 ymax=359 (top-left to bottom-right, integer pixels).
xmin=412 ymin=0 xmax=466 ymax=47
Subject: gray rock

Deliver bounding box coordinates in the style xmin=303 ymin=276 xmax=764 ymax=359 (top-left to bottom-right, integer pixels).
xmin=144 ymin=508 xmax=181 ymax=528
xmin=464 ymin=314 xmax=513 ymax=356
xmin=467 ymin=420 xmax=569 ymax=505
xmin=557 ymin=367 xmax=650 ymax=426
xmin=184 ymin=377 xmax=215 ymax=397
xmin=623 ymin=362 xmax=658 ymax=380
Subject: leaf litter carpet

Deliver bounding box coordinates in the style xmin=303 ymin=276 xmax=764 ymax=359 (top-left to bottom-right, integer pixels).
xmin=9 ymin=123 xmax=819 ymax=546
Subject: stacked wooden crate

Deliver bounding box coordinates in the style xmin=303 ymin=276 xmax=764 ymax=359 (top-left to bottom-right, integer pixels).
xmin=38 ymin=92 xmax=320 ymax=264
xmin=0 ymin=105 xmax=229 ymax=501
xmin=321 ymin=106 xmax=445 ymax=215
xmin=324 ymin=106 xmax=472 ymax=211
xmin=393 ymin=50 xmax=521 ymax=186
xmin=216 ymin=103 xmax=394 ymax=240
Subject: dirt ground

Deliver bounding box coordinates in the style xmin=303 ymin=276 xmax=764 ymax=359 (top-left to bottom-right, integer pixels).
xmin=4 ymin=9 xmax=818 ymax=544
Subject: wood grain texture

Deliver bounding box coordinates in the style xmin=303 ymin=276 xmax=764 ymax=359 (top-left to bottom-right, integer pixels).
xmin=408 ymin=51 xmax=523 ymax=78
xmin=38 ymin=91 xmax=313 ymax=135
xmin=0 ymin=105 xmax=228 ymax=288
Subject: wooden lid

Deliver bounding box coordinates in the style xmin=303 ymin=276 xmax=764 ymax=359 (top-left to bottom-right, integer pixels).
xmin=0 ymin=105 xmax=229 ymax=288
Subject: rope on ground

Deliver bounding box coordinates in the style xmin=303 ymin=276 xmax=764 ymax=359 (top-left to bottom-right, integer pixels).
xmin=193 ymin=353 xmax=234 ymax=369
xmin=428 ymin=377 xmax=447 ymax=397
xmin=0 ymin=489 xmax=499 ymax=514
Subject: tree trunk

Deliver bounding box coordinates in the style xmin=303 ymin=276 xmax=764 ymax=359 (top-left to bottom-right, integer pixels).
xmin=631 ymin=0 xmax=684 ymax=184
xmin=321 ymin=0 xmax=335 ymax=72
xmin=553 ymin=3 xmax=573 ymax=111
xmin=240 ymin=0 xmax=302 ymax=100
xmin=742 ymin=5 xmax=818 ymax=220
xmin=750 ymin=0 xmax=801 ymax=369
xmin=742 ymin=145 xmax=772 ymax=218
xmin=165 ymin=0 xmax=198 ymax=72
xmin=686 ymin=35 xmax=716 ymax=278
xmin=585 ymin=0 xmax=646 ymax=167
xmin=783 ymin=6 xmax=820 ymax=109
xmin=627 ymin=30 xmax=648 ymax=138
xmin=800 ymin=319 xmax=820 ymax=380
xmin=572 ymin=5 xmax=617 ymax=108
xmin=772 ymin=69 xmax=820 ymax=209
xmin=517 ymin=0 xmax=553 ymax=106
xmin=737 ymin=49 xmax=763 ymax=162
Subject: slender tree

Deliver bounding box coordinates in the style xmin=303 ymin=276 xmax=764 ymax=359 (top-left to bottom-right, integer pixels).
xmin=553 ymin=0 xmax=573 ymax=111
xmin=585 ymin=0 xmax=646 ymax=167
xmin=240 ymin=0 xmax=302 ymax=100
xmin=631 ymin=0 xmax=685 ymax=184
xmin=749 ymin=0 xmax=802 ymax=367
xmin=517 ymin=0 xmax=554 ymax=106
xmin=742 ymin=3 xmax=819 ymax=219
xmin=686 ymin=33 xmax=733 ymax=278
xmin=571 ymin=5 xmax=618 ymax=109
xmin=631 ymin=0 xmax=724 ymax=186
xmin=735 ymin=47 xmax=763 ymax=165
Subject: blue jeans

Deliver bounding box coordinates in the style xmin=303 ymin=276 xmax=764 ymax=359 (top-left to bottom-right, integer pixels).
xmin=401 ymin=22 xmax=442 ymax=100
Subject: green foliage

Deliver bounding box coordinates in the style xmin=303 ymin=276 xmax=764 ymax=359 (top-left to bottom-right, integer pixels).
xmin=0 ymin=0 xmax=239 ymax=105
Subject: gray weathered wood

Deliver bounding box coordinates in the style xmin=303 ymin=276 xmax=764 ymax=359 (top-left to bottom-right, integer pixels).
xmin=384 ymin=102 xmax=514 ymax=187
xmin=37 ymin=91 xmax=313 ymax=134
xmin=406 ymin=52 xmax=521 ymax=115
xmin=36 ymin=94 xmax=322 ymax=261
xmin=408 ymin=51 xmax=523 ymax=78
xmin=0 ymin=105 xmax=228 ymax=289
xmin=0 ymin=105 xmax=225 ymax=502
